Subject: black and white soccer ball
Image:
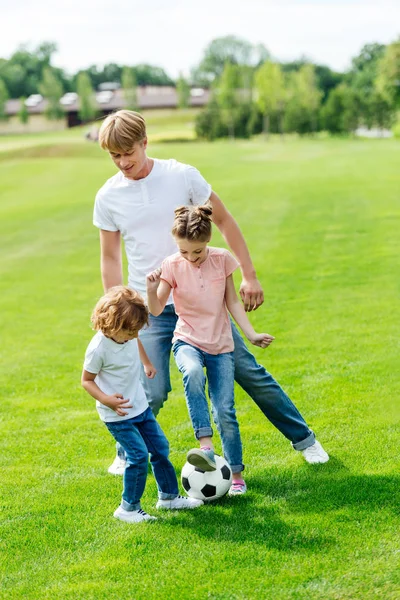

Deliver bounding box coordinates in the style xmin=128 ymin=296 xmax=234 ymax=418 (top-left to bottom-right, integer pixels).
xmin=181 ymin=454 xmax=232 ymax=501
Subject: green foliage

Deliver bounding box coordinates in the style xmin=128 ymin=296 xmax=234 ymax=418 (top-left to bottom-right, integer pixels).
xmin=121 ymin=66 xmax=137 ymax=111
xmin=284 ymin=65 xmax=322 ymax=134
xmin=17 ymin=97 xmax=29 ymax=124
xmin=195 ymin=97 xmax=253 ymax=140
xmin=217 ymin=63 xmax=241 ymax=138
xmin=176 ymin=73 xmax=191 ymax=109
xmin=376 ymin=38 xmax=400 ymax=109
xmin=321 ymin=84 xmax=361 ymax=134
xmin=77 ymin=72 xmax=97 ymax=122
xmin=0 ymin=42 xmax=69 ymax=99
xmin=39 ymin=67 xmax=64 ymax=120
xmin=255 ymin=61 xmax=286 ymax=136
xmin=191 ymin=35 xmax=269 ymax=85
xmin=0 ymin=77 xmax=9 ymax=121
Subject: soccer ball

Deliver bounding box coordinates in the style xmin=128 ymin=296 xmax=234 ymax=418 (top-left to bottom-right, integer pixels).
xmin=181 ymin=454 xmax=232 ymax=501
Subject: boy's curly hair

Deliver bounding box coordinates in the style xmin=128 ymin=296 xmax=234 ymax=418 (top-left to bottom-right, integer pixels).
xmin=91 ymin=286 xmax=148 ymax=337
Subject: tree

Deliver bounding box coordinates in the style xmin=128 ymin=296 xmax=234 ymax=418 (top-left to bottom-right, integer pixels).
xmin=77 ymin=72 xmax=97 ymax=122
xmin=255 ymin=61 xmax=286 ymax=138
xmin=18 ymin=97 xmax=29 ymax=124
xmin=0 ymin=78 xmax=9 ymax=121
xmin=176 ymin=73 xmax=190 ymax=109
xmin=121 ymin=66 xmax=137 ymax=110
xmin=376 ymin=38 xmax=400 ymax=110
xmin=284 ymin=64 xmax=322 ymax=134
xmin=0 ymin=42 xmax=69 ymax=99
xmin=321 ymin=84 xmax=361 ymax=134
xmin=192 ymin=35 xmax=270 ymax=85
xmin=218 ymin=63 xmax=240 ymax=139
xmin=39 ymin=67 xmax=64 ymax=120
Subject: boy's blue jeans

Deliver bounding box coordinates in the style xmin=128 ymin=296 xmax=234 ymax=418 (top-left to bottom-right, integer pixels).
xmin=173 ymin=339 xmax=243 ymax=473
xmin=137 ymin=305 xmax=315 ymax=450
xmin=106 ymin=406 xmax=178 ymax=511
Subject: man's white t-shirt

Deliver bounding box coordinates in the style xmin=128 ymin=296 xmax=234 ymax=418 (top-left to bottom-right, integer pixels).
xmin=93 ymin=158 xmax=212 ymax=300
xmin=83 ymin=331 xmax=148 ymax=422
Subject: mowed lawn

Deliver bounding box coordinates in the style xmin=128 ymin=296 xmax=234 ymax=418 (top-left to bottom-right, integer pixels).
xmin=0 ymin=133 xmax=399 ymax=600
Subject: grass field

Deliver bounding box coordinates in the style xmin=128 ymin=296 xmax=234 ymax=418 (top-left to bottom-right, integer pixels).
xmin=0 ymin=129 xmax=399 ymax=599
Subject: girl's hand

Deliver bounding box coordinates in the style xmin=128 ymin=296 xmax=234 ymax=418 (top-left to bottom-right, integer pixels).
xmin=103 ymin=393 xmax=132 ymax=416
xmin=146 ymin=268 xmax=162 ymax=292
xmin=144 ymin=364 xmax=157 ymax=379
xmin=250 ymin=333 xmax=275 ymax=349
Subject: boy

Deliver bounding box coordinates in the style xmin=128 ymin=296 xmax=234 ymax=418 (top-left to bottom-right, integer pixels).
xmin=81 ymin=285 xmax=203 ymax=523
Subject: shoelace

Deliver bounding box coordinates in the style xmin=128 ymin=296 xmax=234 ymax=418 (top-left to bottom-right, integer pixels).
xmin=231 ymin=483 xmax=246 ymax=490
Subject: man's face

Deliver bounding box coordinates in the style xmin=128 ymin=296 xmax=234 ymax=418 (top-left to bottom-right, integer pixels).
xmin=109 ymin=139 xmax=148 ymax=179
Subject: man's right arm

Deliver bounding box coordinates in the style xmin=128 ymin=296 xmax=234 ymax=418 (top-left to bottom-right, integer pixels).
xmin=100 ymin=230 xmax=123 ymax=292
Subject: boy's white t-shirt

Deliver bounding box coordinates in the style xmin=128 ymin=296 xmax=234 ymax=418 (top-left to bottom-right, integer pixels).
xmin=83 ymin=331 xmax=148 ymax=422
xmin=93 ymin=159 xmax=212 ymax=300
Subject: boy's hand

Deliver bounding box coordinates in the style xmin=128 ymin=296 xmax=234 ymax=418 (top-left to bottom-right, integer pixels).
xmin=103 ymin=393 xmax=132 ymax=416
xmin=250 ymin=333 xmax=275 ymax=349
xmin=144 ymin=364 xmax=157 ymax=379
xmin=146 ymin=268 xmax=162 ymax=292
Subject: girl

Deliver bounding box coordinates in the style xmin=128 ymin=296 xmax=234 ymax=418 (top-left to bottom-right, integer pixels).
xmin=146 ymin=205 xmax=274 ymax=496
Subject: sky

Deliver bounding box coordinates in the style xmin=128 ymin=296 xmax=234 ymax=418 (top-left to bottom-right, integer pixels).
xmin=2 ymin=0 xmax=399 ymax=77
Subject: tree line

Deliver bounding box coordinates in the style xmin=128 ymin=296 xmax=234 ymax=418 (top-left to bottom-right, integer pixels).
xmin=193 ymin=37 xmax=400 ymax=139
xmin=0 ymin=35 xmax=399 ymax=136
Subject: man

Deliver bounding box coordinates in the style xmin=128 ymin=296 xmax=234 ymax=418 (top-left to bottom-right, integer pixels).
xmin=93 ymin=110 xmax=329 ymax=474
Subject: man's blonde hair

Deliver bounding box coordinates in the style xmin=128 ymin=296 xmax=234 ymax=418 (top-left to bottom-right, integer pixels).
xmin=91 ymin=286 xmax=148 ymax=337
xmin=99 ymin=110 xmax=147 ymax=153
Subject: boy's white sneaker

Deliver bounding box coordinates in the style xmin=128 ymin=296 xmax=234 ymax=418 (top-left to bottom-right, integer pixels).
xmin=108 ymin=456 xmax=127 ymax=475
xmin=301 ymin=440 xmax=329 ymax=464
xmin=113 ymin=507 xmax=157 ymax=523
xmin=156 ymin=495 xmax=203 ymax=510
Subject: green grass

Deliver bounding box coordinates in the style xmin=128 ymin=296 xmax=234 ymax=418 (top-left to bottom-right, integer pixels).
xmin=0 ymin=133 xmax=399 ymax=599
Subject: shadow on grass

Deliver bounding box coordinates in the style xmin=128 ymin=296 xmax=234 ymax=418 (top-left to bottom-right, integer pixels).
xmin=163 ymin=462 xmax=399 ymax=548
xmin=249 ymin=460 xmax=400 ymax=515
xmin=163 ymin=494 xmax=333 ymax=550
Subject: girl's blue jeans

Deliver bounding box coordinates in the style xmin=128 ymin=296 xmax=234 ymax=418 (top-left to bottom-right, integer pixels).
xmin=173 ymin=339 xmax=243 ymax=473
xmin=106 ymin=406 xmax=178 ymax=511
xmin=115 ymin=305 xmax=316 ymax=463
xmin=138 ymin=305 xmax=315 ymax=449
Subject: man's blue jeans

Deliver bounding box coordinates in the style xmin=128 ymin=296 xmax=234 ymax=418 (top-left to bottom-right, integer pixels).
xmin=173 ymin=340 xmax=243 ymax=473
xmin=106 ymin=407 xmax=178 ymax=510
xmin=138 ymin=304 xmax=315 ymax=450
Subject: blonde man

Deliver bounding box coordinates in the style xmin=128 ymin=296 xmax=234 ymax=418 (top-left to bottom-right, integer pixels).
xmin=94 ymin=110 xmax=329 ymax=474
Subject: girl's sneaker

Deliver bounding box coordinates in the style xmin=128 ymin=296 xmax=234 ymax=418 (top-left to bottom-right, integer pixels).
xmin=187 ymin=447 xmax=216 ymax=471
xmin=113 ymin=507 xmax=157 ymax=523
xmin=228 ymin=481 xmax=247 ymax=496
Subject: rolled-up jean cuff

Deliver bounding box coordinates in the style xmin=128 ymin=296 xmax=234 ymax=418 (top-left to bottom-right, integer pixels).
xmin=230 ymin=464 xmax=245 ymax=474
xmin=292 ymin=430 xmax=316 ymax=451
xmin=195 ymin=426 xmax=213 ymax=440
xmin=121 ymin=499 xmax=141 ymax=511
xmin=158 ymin=492 xmax=178 ymax=500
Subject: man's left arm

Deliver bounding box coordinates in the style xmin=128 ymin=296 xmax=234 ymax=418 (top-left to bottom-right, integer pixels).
xmin=209 ymin=190 xmax=264 ymax=312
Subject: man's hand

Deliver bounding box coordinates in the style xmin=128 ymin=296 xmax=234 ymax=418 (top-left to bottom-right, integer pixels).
xmin=239 ymin=277 xmax=264 ymax=312
xmin=144 ymin=364 xmax=157 ymax=379
xmin=249 ymin=333 xmax=275 ymax=349
xmin=146 ymin=268 xmax=162 ymax=293
xmin=102 ymin=393 xmax=132 ymax=416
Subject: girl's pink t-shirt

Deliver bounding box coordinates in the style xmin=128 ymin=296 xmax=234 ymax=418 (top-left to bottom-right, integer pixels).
xmin=161 ymin=247 xmax=239 ymax=354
